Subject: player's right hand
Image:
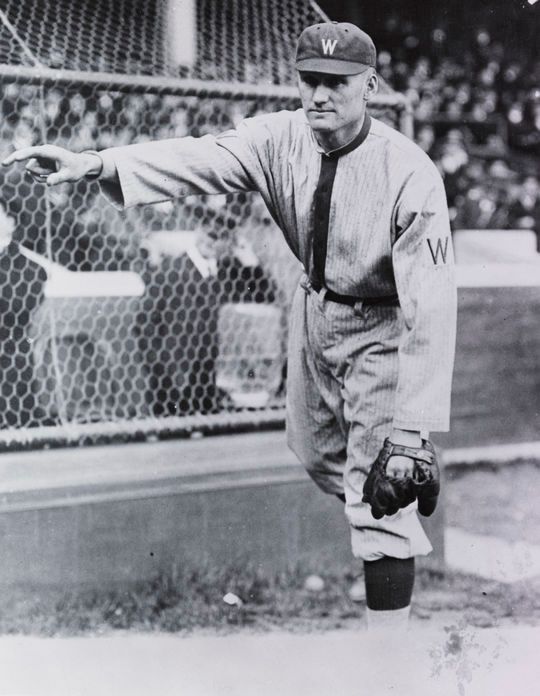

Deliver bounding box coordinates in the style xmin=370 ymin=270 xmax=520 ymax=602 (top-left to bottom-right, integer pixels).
xmin=2 ymin=145 xmax=100 ymax=186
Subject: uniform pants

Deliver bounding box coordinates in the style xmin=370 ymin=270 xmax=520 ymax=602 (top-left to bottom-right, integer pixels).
xmin=286 ymin=277 xmax=432 ymax=561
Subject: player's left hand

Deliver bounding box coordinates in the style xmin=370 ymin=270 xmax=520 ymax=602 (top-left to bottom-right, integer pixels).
xmin=385 ymin=453 xmax=414 ymax=478
xmin=362 ymin=439 xmax=440 ymax=519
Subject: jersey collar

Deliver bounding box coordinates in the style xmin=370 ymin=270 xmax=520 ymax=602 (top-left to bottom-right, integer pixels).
xmin=314 ymin=114 xmax=372 ymax=159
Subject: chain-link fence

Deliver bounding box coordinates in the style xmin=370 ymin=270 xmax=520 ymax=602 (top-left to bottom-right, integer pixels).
xmin=0 ymin=0 xmax=410 ymax=448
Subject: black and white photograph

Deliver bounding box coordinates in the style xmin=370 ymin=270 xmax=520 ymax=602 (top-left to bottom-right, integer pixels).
xmin=0 ymin=0 xmax=538 ymax=693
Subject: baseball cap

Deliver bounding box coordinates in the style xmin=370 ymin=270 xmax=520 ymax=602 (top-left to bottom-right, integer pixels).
xmin=295 ymin=22 xmax=376 ymax=75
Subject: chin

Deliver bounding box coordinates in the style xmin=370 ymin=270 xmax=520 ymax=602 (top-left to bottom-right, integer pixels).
xmin=307 ymin=115 xmax=335 ymax=132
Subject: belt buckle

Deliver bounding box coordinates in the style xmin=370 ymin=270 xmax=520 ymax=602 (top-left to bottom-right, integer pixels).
xmin=299 ymin=275 xmax=312 ymax=293
xmin=301 ymin=276 xmax=326 ymax=302
xmin=353 ymin=299 xmax=365 ymax=317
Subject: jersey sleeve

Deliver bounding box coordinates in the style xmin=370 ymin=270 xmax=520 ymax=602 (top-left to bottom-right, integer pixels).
xmin=97 ymin=118 xmax=274 ymax=208
xmin=391 ymin=163 xmax=457 ymax=432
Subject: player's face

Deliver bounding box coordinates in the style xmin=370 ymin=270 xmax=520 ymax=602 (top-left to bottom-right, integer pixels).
xmin=297 ymin=70 xmax=377 ymax=147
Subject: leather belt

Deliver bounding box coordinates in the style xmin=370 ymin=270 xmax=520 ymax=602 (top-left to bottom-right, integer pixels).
xmin=310 ymin=282 xmax=399 ymax=308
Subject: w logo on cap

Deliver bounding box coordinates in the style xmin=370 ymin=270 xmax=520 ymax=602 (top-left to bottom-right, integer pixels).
xmin=321 ymin=38 xmax=338 ymax=55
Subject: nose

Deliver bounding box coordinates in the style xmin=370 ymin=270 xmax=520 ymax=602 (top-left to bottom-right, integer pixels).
xmin=312 ymin=84 xmax=330 ymax=105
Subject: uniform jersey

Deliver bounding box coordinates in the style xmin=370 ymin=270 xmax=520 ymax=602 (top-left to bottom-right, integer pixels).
xmin=100 ymin=109 xmax=456 ymax=433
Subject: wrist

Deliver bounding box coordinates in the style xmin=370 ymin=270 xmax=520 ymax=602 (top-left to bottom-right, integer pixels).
xmin=81 ymin=151 xmax=104 ymax=179
xmin=390 ymin=428 xmax=422 ymax=448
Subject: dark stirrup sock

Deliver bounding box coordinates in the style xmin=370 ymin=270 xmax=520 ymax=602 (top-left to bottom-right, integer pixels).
xmin=363 ymin=556 xmax=415 ymax=611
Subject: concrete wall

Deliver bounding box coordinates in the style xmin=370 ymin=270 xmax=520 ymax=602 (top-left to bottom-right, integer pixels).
xmin=0 ymin=434 xmax=444 ymax=591
xmin=0 ymin=481 xmax=349 ymax=589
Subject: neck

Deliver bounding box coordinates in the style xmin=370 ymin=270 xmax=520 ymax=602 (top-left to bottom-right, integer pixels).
xmin=314 ymin=114 xmax=367 ymax=153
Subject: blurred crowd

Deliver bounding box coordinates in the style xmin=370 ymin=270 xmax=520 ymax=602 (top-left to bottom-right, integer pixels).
xmin=375 ymin=11 xmax=539 ymax=148
xmin=417 ymin=127 xmax=540 ymax=236
xmin=377 ymin=13 xmax=540 ymax=249
xmin=375 ymin=12 xmax=540 ymax=244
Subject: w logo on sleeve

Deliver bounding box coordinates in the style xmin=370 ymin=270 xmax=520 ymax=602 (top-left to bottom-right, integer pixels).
xmin=321 ymin=38 xmax=338 ymax=55
xmin=427 ymin=237 xmax=450 ymax=265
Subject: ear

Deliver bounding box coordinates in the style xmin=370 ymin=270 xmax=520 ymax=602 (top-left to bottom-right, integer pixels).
xmin=364 ymin=71 xmax=379 ymax=101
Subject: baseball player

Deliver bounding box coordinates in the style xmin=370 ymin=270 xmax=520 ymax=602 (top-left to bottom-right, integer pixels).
xmin=3 ymin=22 xmax=457 ymax=631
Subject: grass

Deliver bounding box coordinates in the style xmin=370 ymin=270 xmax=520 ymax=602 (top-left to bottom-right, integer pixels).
xmin=1 ymin=560 xmax=539 ymax=637
xmin=0 ymin=562 xmax=355 ymax=636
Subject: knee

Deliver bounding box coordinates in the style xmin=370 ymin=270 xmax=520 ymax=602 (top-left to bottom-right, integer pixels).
xmin=286 ymin=425 xmax=345 ymax=496
xmin=306 ymin=468 xmax=345 ymax=496
xmin=289 ymin=443 xmax=344 ymax=496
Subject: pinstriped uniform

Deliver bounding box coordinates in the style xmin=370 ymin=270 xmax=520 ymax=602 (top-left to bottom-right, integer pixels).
xmin=100 ymin=108 xmax=456 ymax=560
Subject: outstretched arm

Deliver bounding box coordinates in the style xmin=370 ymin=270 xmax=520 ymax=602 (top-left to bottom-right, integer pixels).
xmin=2 ymin=112 xmax=288 ymax=211
xmin=95 ymin=132 xmax=261 ymax=208
xmin=2 ymin=145 xmax=118 ymax=186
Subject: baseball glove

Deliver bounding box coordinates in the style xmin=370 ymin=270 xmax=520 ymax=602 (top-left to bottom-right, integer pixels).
xmin=362 ymin=438 xmax=440 ymax=519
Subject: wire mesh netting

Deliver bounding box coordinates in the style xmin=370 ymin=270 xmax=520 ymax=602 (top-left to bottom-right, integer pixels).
xmin=0 ymin=0 xmax=405 ymax=445
xmin=0 ymin=0 xmax=323 ymax=81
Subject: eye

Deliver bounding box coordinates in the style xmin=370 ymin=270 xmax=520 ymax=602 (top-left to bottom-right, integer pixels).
xmin=300 ymin=73 xmax=319 ymax=88
xmin=326 ymin=76 xmax=346 ymax=89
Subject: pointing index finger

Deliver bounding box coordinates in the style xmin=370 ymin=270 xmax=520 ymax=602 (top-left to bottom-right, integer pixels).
xmin=2 ymin=146 xmax=48 ymax=166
